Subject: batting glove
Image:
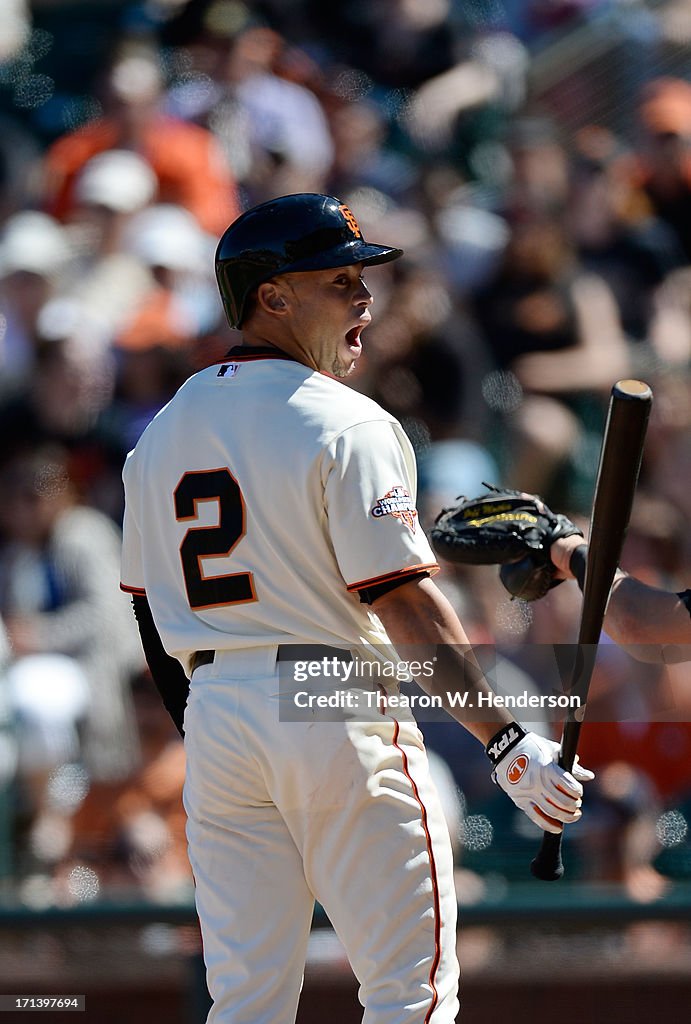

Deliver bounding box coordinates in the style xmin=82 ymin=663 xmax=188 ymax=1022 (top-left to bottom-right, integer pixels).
xmin=486 ymin=723 xmax=595 ymax=834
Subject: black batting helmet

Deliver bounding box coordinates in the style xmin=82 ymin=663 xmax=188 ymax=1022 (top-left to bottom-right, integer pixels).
xmin=215 ymin=193 xmax=403 ymax=329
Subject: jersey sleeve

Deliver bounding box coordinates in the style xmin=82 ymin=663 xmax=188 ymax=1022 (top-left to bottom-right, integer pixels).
xmin=120 ymin=452 xmax=146 ymax=596
xmin=323 ymin=419 xmax=438 ymax=592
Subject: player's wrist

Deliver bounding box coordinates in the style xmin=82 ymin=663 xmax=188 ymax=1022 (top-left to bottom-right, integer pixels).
xmin=485 ymin=722 xmax=527 ymax=767
xmin=550 ymin=534 xmax=584 ymax=576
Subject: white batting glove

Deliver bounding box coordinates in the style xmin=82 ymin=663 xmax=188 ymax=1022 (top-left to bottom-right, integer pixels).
xmin=486 ymin=724 xmax=595 ymax=834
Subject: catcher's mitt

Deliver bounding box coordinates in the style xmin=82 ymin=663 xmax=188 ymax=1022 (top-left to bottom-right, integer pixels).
xmin=430 ymin=484 xmax=583 ymax=601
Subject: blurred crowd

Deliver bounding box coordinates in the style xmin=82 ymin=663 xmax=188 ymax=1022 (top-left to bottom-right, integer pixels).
xmin=0 ymin=0 xmax=690 ymax=911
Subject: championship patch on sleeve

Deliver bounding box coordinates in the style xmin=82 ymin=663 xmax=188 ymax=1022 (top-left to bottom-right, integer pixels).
xmin=371 ymin=486 xmax=418 ymax=534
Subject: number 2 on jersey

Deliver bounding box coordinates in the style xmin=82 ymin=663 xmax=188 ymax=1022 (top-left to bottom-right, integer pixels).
xmin=174 ymin=468 xmax=256 ymax=609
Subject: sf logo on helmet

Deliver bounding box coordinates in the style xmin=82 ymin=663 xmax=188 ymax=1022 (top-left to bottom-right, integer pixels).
xmin=339 ymin=203 xmax=362 ymax=238
xmin=507 ymin=754 xmax=529 ymax=784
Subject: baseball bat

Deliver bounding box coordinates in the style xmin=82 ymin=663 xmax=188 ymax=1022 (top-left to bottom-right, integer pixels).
xmin=530 ymin=379 xmax=653 ymax=881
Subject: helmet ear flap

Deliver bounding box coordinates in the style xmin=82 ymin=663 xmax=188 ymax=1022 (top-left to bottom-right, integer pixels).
xmin=215 ymin=263 xmax=242 ymax=328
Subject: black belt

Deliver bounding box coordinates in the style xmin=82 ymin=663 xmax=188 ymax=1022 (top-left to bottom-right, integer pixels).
xmin=190 ymin=645 xmax=353 ymax=675
xmin=190 ymin=650 xmax=215 ymax=673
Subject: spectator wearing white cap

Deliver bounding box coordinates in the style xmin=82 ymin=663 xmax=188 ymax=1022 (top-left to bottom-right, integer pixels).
xmin=3 ymin=652 xmax=90 ymax=883
xmin=99 ymin=204 xmax=220 ymax=450
xmin=0 ymin=212 xmax=73 ymax=390
xmin=122 ymin=203 xmax=220 ymax=339
xmin=43 ymin=52 xmax=239 ymax=236
xmin=67 ymin=150 xmax=158 ymax=336
xmin=73 ymin=150 xmax=158 ymax=244
xmin=6 ymin=653 xmax=90 ymax=791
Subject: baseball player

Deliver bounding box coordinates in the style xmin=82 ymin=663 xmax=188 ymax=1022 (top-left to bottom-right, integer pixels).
xmin=120 ymin=194 xmax=593 ymax=1024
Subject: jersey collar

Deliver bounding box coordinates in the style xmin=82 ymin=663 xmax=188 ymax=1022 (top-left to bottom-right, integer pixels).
xmin=220 ymin=345 xmax=341 ymax=381
xmin=223 ymin=345 xmax=296 ymax=361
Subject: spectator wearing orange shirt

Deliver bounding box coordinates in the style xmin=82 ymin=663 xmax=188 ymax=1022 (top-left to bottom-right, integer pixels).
xmin=42 ymin=52 xmax=239 ymax=237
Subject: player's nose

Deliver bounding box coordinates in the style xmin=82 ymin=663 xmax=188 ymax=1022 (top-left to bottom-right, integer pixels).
xmin=355 ymin=277 xmax=373 ymax=307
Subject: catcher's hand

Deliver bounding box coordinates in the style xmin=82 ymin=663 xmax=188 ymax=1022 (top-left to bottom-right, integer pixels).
xmin=430 ymin=484 xmax=582 ymax=601
xmin=487 ymin=724 xmax=594 ymax=834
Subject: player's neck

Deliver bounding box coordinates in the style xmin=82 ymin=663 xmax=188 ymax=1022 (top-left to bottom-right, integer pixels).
xmin=240 ymin=325 xmax=321 ymax=372
xmin=237 ymin=328 xmax=283 ymax=352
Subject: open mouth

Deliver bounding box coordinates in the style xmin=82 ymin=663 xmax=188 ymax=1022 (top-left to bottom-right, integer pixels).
xmin=345 ymin=325 xmax=365 ymax=352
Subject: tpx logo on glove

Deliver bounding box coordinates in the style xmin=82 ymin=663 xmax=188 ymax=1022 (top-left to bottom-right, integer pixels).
xmin=487 ymin=724 xmax=522 ymax=762
xmin=506 ymin=754 xmax=529 ymax=784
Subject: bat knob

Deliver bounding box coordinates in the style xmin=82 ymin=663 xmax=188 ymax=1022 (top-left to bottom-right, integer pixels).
xmin=531 ymin=832 xmax=565 ymax=881
xmin=530 ymin=856 xmax=564 ymax=881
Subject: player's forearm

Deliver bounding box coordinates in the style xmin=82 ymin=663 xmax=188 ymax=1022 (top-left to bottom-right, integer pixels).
xmin=373 ymin=576 xmax=514 ymax=743
xmin=606 ymin=575 xmax=691 ymax=657
xmin=552 ymin=537 xmax=691 ymax=659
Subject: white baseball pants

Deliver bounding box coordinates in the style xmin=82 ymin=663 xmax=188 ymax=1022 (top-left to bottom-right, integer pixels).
xmin=183 ymin=648 xmax=460 ymax=1024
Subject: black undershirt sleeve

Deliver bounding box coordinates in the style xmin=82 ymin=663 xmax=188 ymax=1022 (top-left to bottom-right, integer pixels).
xmin=569 ymin=544 xmax=588 ymax=592
xmin=131 ymin=594 xmax=190 ymax=737
xmin=678 ymin=589 xmax=691 ymax=618
xmin=358 ymin=570 xmax=431 ymax=605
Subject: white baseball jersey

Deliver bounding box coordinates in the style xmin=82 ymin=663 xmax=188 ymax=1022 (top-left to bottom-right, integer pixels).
xmin=121 ymin=349 xmax=439 ymax=671
xmin=122 ymin=348 xmax=460 ymax=1023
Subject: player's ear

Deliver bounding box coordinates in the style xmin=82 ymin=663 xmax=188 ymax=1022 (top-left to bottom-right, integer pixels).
xmin=256 ymin=281 xmax=289 ymax=317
